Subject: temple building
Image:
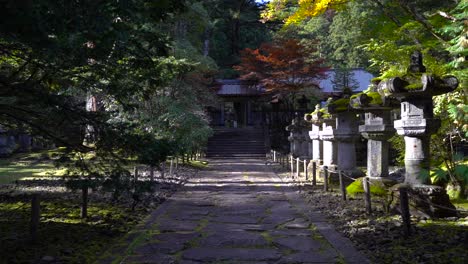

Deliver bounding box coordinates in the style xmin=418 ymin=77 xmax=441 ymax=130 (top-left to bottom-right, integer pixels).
xmin=207 ymin=69 xmax=374 ymax=128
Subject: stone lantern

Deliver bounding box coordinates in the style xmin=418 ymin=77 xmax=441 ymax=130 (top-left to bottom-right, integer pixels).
xmin=304 ymin=104 xmax=324 ymax=163
xmin=317 ymin=100 xmax=338 ymax=172
xmin=286 ymin=113 xmax=309 ymax=158
xmin=379 ymin=51 xmax=458 ymax=217
xmin=350 ymin=82 xmax=399 ymax=179
xmin=327 ymin=90 xmax=365 ymax=177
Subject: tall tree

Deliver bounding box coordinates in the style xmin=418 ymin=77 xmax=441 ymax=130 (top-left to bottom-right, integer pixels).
xmin=204 ymin=0 xmax=272 ymax=77
xmin=0 ymin=0 xmax=214 ymax=185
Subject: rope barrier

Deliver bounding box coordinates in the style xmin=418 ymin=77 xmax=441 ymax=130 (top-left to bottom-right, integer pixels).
xmin=405 ymin=192 xmax=468 ymax=214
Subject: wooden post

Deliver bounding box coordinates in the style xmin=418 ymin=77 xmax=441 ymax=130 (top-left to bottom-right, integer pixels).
xmin=304 ymin=159 xmax=308 ymax=181
xmin=175 ymin=157 xmax=179 ymax=170
xmin=323 ymin=166 xmax=328 ymax=192
xmin=169 ymin=158 xmax=174 ymax=176
xmin=161 ymin=162 xmax=166 ymax=178
xmin=149 ymin=166 xmax=154 ymax=182
xmin=273 ymin=151 xmax=276 ymax=163
xmin=399 ymin=186 xmax=411 ymax=236
xmin=312 ymin=161 xmax=317 ymax=186
xmin=30 ymin=194 xmax=40 ymax=242
xmin=133 ymin=166 xmax=138 ymax=183
xmin=290 ymin=155 xmax=294 ymax=178
xmin=339 ymin=170 xmax=347 ymax=201
xmin=81 ymin=185 xmax=88 ymax=219
xmin=296 ymin=158 xmax=300 ymax=178
xmin=363 ymin=177 xmax=372 ymax=214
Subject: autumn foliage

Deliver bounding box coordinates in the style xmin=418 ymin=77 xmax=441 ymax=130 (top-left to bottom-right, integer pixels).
xmin=262 ymin=0 xmax=348 ymax=24
xmin=234 ymin=39 xmax=327 ymax=93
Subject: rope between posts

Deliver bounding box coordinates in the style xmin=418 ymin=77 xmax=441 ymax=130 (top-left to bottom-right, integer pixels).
xmin=405 ymin=192 xmax=468 ymax=214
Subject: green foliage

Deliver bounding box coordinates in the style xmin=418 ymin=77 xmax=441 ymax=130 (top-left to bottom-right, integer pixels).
xmin=389 ymin=135 xmax=405 ymax=166
xmin=0 ymin=0 xmax=217 ymax=206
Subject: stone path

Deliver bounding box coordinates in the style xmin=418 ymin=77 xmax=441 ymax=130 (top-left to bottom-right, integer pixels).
xmin=102 ymin=159 xmax=369 ymax=264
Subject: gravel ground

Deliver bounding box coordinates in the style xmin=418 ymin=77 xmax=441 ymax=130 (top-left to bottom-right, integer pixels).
xmin=273 ymin=165 xmax=468 ymax=264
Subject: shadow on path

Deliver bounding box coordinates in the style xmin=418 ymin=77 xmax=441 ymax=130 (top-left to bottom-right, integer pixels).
xmin=100 ymin=158 xmax=369 ymax=264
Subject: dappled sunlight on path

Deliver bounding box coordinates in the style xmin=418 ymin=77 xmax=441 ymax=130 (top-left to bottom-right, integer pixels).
xmin=102 ymin=158 xmax=369 ymax=264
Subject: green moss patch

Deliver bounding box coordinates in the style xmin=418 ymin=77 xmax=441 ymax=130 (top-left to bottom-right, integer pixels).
xmin=404 ymin=83 xmax=424 ymax=91
xmin=328 ymin=98 xmax=350 ymax=112
xmin=186 ymin=160 xmax=209 ymax=169
xmin=346 ymin=177 xmax=389 ymax=197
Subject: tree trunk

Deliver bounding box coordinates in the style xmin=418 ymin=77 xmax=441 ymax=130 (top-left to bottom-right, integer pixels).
xmin=81 ymin=186 xmax=88 ymax=219
xmin=203 ymin=28 xmax=213 ymax=57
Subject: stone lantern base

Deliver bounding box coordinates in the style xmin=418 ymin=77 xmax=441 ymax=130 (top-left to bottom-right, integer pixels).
xmin=391 ymin=184 xmax=458 ymax=218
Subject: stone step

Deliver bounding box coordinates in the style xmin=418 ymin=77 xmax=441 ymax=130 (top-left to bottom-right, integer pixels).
xmin=206 ymin=128 xmax=266 ymax=157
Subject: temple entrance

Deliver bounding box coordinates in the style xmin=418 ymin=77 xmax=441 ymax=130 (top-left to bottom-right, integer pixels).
xmin=224 ymin=101 xmax=247 ymax=128
xmin=208 ymin=79 xmax=264 ymax=128
xmin=234 ymin=102 xmax=246 ymax=127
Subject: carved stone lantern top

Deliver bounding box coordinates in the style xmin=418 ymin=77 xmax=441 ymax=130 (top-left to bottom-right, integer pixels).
xmin=326 ymin=87 xmax=356 ymax=114
xmin=304 ymin=103 xmax=331 ymax=124
xmin=378 ymin=51 xmax=458 ymax=100
xmin=349 ymin=81 xmax=399 ymax=112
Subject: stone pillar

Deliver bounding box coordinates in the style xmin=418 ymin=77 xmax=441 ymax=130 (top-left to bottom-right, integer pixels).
xmin=334 ymin=111 xmax=363 ymax=176
xmin=309 ymin=123 xmax=322 ymax=162
xmin=319 ymin=118 xmax=337 ymax=169
xmin=360 ymin=111 xmax=395 ymax=178
xmin=287 ymin=132 xmax=295 ymax=155
xmin=298 ymin=131 xmax=310 ymax=158
xmin=394 ymin=100 xmax=439 ymax=185
xmin=286 ymin=114 xmax=309 ymax=158
xmin=306 ymin=136 xmax=313 ymax=159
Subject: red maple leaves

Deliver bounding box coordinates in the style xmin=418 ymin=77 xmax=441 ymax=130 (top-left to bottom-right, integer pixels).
xmin=234 ymin=39 xmax=328 ymax=93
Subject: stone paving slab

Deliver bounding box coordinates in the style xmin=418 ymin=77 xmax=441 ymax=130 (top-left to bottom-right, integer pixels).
xmin=182 ymin=247 xmax=282 ymax=262
xmin=101 ymin=158 xmax=370 ymax=264
xmin=199 ymin=231 xmax=268 ymax=247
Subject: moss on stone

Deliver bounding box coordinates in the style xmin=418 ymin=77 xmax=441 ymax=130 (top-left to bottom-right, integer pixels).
xmin=404 ymin=83 xmax=424 ymax=90
xmin=317 ymin=108 xmax=331 ymax=119
xmin=328 ymin=98 xmax=350 ymax=112
xmin=366 ymin=91 xmax=383 ymax=105
xmin=346 ymin=177 xmax=389 ymax=197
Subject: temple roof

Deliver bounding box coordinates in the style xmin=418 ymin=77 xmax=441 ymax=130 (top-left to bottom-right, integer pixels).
xmin=213 ymin=79 xmax=264 ymax=97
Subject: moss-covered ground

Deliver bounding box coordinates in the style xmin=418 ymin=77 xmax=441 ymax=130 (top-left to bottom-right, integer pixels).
xmin=0 ymin=150 xmax=197 ymax=263
xmin=0 ymin=150 xmax=67 ymax=184
xmin=273 ymin=164 xmax=468 ymax=264
xmin=0 ymin=199 xmax=144 ymax=263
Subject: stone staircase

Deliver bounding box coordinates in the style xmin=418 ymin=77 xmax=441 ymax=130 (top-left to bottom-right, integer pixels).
xmin=206 ymin=127 xmax=266 ymax=158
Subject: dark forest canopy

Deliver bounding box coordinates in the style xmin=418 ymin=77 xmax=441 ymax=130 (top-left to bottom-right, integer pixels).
xmin=0 ymin=0 xmax=466 ymax=171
